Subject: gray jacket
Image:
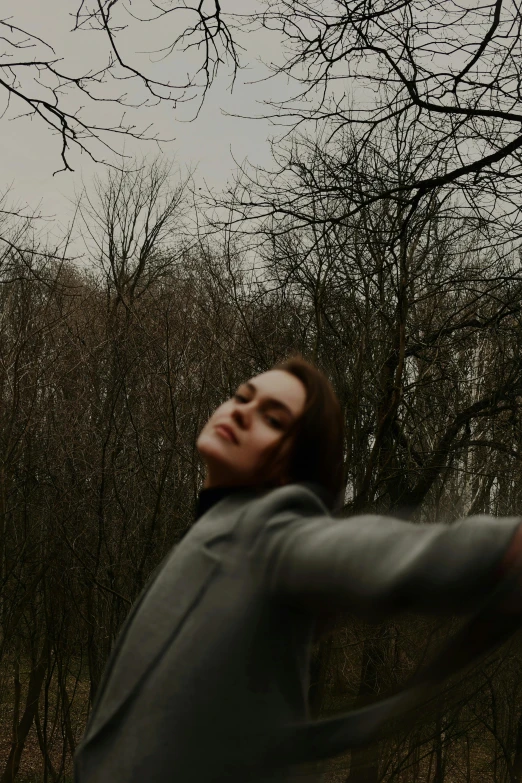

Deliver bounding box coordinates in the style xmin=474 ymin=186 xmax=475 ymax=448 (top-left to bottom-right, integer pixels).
xmin=74 ymin=483 xmax=522 ymax=783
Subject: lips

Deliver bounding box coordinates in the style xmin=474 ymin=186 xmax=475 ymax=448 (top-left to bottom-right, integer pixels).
xmin=215 ymin=423 xmax=239 ymax=444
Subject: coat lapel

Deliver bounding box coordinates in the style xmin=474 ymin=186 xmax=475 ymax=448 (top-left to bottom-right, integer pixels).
xmin=82 ymin=491 xmax=255 ymax=745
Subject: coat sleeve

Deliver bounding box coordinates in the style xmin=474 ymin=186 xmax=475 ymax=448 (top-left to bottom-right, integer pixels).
xmin=261 ymin=508 xmax=522 ymax=620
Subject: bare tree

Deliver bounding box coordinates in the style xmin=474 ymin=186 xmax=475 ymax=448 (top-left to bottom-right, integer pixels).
xmin=231 ymin=122 xmax=522 ymax=783
xmin=78 ymin=156 xmax=192 ymax=311
xmin=6 ymin=0 xmax=522 ymax=207
xmin=0 ymin=3 xmax=242 ymax=171
xmin=245 ymin=1 xmax=522 ymax=214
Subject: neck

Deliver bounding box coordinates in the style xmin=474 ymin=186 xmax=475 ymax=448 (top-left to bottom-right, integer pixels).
xmin=202 ymin=476 xmax=284 ymax=492
xmin=202 ymin=464 xmax=287 ymax=491
xmin=202 ymin=474 xmax=245 ymax=490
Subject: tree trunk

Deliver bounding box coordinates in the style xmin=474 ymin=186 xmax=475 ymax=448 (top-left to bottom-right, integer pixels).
xmin=345 ymin=629 xmax=388 ymax=783
xmin=0 ymin=654 xmax=48 ymax=783
xmin=431 ymin=714 xmax=446 ymax=783
xmin=510 ymin=711 xmax=522 ymax=783
xmin=309 ymin=635 xmax=334 ymax=718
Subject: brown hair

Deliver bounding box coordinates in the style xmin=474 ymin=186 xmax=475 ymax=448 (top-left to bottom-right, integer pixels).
xmin=267 ymin=354 xmax=345 ymax=508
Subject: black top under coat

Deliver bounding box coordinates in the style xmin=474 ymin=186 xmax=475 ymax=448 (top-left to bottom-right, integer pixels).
xmin=195 ymin=485 xmax=254 ymax=521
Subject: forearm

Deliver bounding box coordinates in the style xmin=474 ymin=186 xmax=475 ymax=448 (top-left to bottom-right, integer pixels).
xmin=266 ymin=513 xmax=522 ymax=619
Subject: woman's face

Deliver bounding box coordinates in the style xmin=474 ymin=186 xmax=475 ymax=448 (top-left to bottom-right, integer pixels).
xmin=196 ymin=370 xmax=306 ymax=489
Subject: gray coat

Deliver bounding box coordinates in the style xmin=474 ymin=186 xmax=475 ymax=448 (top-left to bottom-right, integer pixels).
xmin=74 ymin=483 xmax=522 ymax=783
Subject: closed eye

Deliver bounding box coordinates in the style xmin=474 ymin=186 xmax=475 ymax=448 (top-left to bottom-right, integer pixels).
xmin=235 ymin=393 xmax=283 ymax=428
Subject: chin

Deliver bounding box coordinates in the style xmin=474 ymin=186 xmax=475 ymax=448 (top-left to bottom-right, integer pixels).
xmin=197 ymin=434 xmax=256 ymax=485
xmin=197 ymin=432 xmax=220 ymax=456
xmin=197 ymin=431 xmax=235 ymax=464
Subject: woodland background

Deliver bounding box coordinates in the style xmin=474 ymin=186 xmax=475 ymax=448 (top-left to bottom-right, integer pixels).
xmin=4 ymin=1 xmax=522 ymax=781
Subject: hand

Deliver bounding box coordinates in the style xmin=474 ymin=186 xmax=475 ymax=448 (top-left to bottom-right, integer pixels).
xmin=497 ymin=523 xmax=522 ymax=614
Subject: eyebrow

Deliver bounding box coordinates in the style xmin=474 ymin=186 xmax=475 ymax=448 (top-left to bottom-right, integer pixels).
xmin=242 ymin=381 xmax=295 ymax=419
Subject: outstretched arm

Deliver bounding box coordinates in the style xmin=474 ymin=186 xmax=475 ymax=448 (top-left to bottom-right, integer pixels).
xmin=263 ymin=509 xmax=522 ymax=620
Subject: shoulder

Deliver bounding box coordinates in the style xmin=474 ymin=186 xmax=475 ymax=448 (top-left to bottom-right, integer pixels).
xmin=234 ymin=483 xmax=331 ymax=558
xmin=240 ymin=483 xmax=332 ymax=539
xmin=255 ymin=482 xmax=331 ymax=516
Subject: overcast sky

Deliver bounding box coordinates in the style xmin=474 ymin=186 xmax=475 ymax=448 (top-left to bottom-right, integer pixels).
xmin=1 ymin=1 xmax=293 ymax=245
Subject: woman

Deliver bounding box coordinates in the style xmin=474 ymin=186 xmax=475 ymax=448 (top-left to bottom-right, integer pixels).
xmin=74 ymin=355 xmax=522 ymax=783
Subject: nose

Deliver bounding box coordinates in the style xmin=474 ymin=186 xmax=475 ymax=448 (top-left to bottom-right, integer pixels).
xmin=232 ymin=400 xmax=252 ymax=429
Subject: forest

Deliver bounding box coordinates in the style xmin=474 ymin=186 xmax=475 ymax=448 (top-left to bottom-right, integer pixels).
xmin=4 ymin=1 xmax=522 ymax=781
xmin=2 ymin=136 xmax=522 ymax=781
